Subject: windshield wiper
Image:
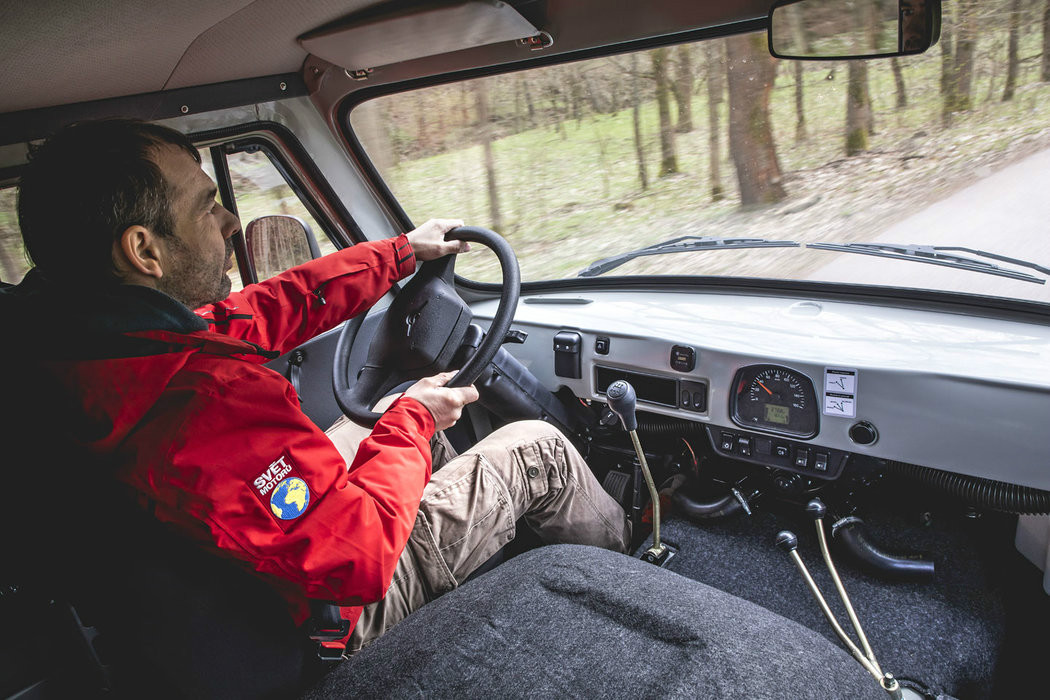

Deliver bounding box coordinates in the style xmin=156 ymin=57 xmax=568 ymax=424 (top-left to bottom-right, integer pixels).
xmin=576 ymin=236 xmax=800 ymax=278
xmin=807 ymin=242 xmax=1049 ymax=285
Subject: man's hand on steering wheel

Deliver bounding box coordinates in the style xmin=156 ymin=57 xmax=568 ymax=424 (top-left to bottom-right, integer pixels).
xmin=403 ymin=372 xmax=479 ymax=431
xmin=406 ymin=219 xmax=471 ymax=263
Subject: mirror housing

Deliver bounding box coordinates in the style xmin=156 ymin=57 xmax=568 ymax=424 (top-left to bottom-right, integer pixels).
xmin=244 ymin=215 xmax=322 ymax=281
xmin=768 ymin=0 xmax=941 ymax=61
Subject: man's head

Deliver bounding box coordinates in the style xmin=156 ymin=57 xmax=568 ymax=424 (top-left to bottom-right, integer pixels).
xmin=18 ymin=119 xmax=239 ymax=308
xmin=900 ymin=0 xmax=927 ymax=52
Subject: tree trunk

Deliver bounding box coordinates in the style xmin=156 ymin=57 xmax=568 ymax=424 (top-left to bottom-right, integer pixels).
xmin=891 ymin=58 xmax=907 ymax=109
xmin=523 ymin=77 xmax=536 ymax=125
xmin=846 ymin=61 xmax=871 ymax=155
xmin=1003 ymin=0 xmax=1022 ymax=101
xmin=940 ymin=3 xmax=956 ymax=125
xmin=953 ymin=0 xmax=979 ymax=112
xmin=794 ymin=61 xmax=807 ymax=141
xmin=706 ymin=42 xmax=725 ymax=201
xmin=631 ymin=54 xmax=649 ymax=191
xmin=651 ymin=48 xmax=679 ymax=176
xmin=474 ymin=82 xmax=502 ymax=231
xmin=672 ymin=45 xmax=695 ymax=133
xmin=1043 ymin=0 xmax=1050 ymax=81
xmin=725 ymin=34 xmax=786 ymax=206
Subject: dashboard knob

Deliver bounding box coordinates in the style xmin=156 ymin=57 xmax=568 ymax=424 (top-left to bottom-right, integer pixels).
xmin=849 ymin=421 xmax=878 ymax=445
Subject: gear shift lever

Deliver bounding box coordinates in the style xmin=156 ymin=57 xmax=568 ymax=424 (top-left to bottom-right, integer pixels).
xmin=606 ymin=380 xmax=669 ymax=564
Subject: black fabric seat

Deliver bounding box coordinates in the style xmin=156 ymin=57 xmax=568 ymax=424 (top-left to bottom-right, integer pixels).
xmin=303 ymin=544 xmax=884 ymax=699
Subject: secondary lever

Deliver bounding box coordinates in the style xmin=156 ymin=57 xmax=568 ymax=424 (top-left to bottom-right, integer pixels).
xmin=775 ymin=498 xmax=904 ymax=699
xmin=606 ymin=380 xmax=672 ymax=565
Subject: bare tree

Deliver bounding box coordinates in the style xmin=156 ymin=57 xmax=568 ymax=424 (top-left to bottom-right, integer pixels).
xmin=630 ymin=53 xmax=649 ymax=191
xmin=671 ymin=45 xmax=695 ymax=133
xmin=474 ymin=81 xmax=502 ymax=231
xmin=891 ymin=58 xmax=908 ymax=109
xmin=942 ymin=0 xmax=979 ymax=121
xmin=651 ymin=48 xmax=679 ymax=176
xmin=846 ymin=62 xmax=872 ymax=154
xmin=706 ymin=42 xmax=726 ymax=200
xmin=794 ymin=62 xmax=807 ymax=141
xmin=1043 ymin=0 xmax=1050 ymax=81
xmin=1003 ymin=0 xmax=1022 ymax=100
xmin=725 ymin=34 xmax=786 ymax=206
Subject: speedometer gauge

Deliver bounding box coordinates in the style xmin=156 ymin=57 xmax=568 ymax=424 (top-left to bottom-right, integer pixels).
xmin=731 ymin=365 xmax=818 ymax=438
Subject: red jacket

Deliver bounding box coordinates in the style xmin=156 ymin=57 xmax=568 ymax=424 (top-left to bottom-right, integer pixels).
xmin=7 ymin=234 xmax=432 ymax=636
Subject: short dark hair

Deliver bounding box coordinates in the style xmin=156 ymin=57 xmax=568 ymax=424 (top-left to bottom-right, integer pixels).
xmin=17 ymin=119 xmax=200 ymax=284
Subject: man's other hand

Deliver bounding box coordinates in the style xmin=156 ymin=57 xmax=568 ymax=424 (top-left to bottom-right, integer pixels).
xmin=403 ymin=372 xmax=479 ymax=431
xmin=405 ymin=219 xmax=471 ymax=263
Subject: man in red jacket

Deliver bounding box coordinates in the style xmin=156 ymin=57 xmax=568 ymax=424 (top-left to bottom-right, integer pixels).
xmin=7 ymin=119 xmax=629 ymax=654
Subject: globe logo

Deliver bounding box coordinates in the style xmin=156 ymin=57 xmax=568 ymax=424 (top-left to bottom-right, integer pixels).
xmin=270 ymin=477 xmax=310 ymax=520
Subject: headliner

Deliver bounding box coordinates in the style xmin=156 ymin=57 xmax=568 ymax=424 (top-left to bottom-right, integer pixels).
xmin=0 ymin=1 xmax=770 ymax=119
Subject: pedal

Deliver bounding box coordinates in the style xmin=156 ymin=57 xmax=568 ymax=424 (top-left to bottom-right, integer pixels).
xmin=602 ymin=469 xmax=630 ymax=504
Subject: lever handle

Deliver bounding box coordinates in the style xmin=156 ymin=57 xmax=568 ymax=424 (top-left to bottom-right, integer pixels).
xmin=606 ymin=379 xmax=638 ymax=431
xmin=775 ymin=530 xmax=799 ymax=552
xmin=806 ymin=499 xmax=827 ymax=521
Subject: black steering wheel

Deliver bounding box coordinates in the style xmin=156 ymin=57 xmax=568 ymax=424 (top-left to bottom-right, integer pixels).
xmin=333 ymin=226 xmax=520 ymax=428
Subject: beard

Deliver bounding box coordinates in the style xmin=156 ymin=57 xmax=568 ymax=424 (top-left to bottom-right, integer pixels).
xmin=159 ymin=237 xmax=234 ymax=310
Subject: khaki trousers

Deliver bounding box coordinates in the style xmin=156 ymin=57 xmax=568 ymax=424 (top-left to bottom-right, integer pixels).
xmin=324 ymin=416 xmax=631 ymax=653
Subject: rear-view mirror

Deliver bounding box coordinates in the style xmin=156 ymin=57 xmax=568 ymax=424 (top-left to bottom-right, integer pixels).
xmin=768 ymin=0 xmax=941 ymax=60
xmin=244 ymin=215 xmax=321 ymax=281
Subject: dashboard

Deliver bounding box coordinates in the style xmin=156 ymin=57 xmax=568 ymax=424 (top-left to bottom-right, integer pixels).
xmin=471 ymin=289 xmax=1050 ymax=491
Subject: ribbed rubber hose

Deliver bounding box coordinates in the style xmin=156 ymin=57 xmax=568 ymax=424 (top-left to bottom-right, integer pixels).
xmin=886 ymin=461 xmax=1050 ymax=514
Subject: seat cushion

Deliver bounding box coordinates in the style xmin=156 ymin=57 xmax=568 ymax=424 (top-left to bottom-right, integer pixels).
xmin=303 ymin=544 xmax=884 ymax=699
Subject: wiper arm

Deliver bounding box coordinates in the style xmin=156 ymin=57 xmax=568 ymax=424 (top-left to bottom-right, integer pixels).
xmin=576 ymin=236 xmax=800 ymax=278
xmin=807 ymin=242 xmax=1048 ymax=285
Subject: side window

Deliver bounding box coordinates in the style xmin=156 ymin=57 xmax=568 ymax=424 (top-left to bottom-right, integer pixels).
xmin=0 ymin=186 xmax=29 ymax=285
xmin=221 ymin=148 xmax=337 ymax=284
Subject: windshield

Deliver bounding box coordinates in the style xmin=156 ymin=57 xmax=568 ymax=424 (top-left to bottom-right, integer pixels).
xmin=350 ymin=8 xmax=1050 ymax=305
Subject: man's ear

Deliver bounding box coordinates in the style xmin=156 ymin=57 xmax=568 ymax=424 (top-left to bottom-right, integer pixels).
xmin=114 ymin=225 xmax=165 ymax=280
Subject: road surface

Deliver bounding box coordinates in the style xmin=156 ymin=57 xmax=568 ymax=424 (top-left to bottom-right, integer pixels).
xmin=808 ymin=147 xmax=1050 ymax=305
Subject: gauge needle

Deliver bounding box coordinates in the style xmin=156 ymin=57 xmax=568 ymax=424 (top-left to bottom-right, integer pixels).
xmin=757 ymin=380 xmax=773 ymax=396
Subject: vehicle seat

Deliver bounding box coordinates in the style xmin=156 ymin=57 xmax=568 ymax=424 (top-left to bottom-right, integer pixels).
xmin=303 ymin=544 xmax=886 ymax=699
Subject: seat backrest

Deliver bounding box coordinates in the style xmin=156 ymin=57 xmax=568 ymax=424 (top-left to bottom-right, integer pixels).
xmin=6 ymin=501 xmax=321 ymax=700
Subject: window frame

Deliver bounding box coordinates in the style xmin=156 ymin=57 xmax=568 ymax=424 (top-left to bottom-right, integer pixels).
xmin=190 ymin=121 xmax=366 ymax=284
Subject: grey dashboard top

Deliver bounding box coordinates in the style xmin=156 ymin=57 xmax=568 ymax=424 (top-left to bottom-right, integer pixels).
xmin=470 ymin=290 xmax=1050 ymax=491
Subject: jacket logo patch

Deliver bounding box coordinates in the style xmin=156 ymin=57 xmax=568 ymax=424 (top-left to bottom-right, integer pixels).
xmin=270 ymin=478 xmax=310 ymax=520
xmin=254 ymin=455 xmax=294 ymax=496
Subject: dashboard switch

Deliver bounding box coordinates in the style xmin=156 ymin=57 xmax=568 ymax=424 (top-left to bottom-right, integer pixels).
xmin=774 ymin=443 xmax=790 ymax=459
xmin=814 ymin=452 xmax=829 ymax=472
xmin=737 ymin=436 xmax=752 ymax=457
xmin=681 ymin=390 xmax=691 ymax=407
xmin=670 ymin=345 xmax=696 ymax=372
xmin=595 ymin=336 xmax=610 ymax=355
xmin=794 ymin=449 xmax=810 ymax=468
xmin=720 ymin=432 xmax=735 ymax=452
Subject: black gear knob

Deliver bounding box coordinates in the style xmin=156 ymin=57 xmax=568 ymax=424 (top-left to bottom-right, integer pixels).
xmin=606 ymin=380 xmax=638 ymax=432
xmin=775 ymin=530 xmax=799 ymax=552
xmin=805 ymin=499 xmax=827 ymax=521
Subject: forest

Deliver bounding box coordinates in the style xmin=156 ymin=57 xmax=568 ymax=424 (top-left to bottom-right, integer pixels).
xmin=351 ymin=0 xmax=1050 ymax=282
